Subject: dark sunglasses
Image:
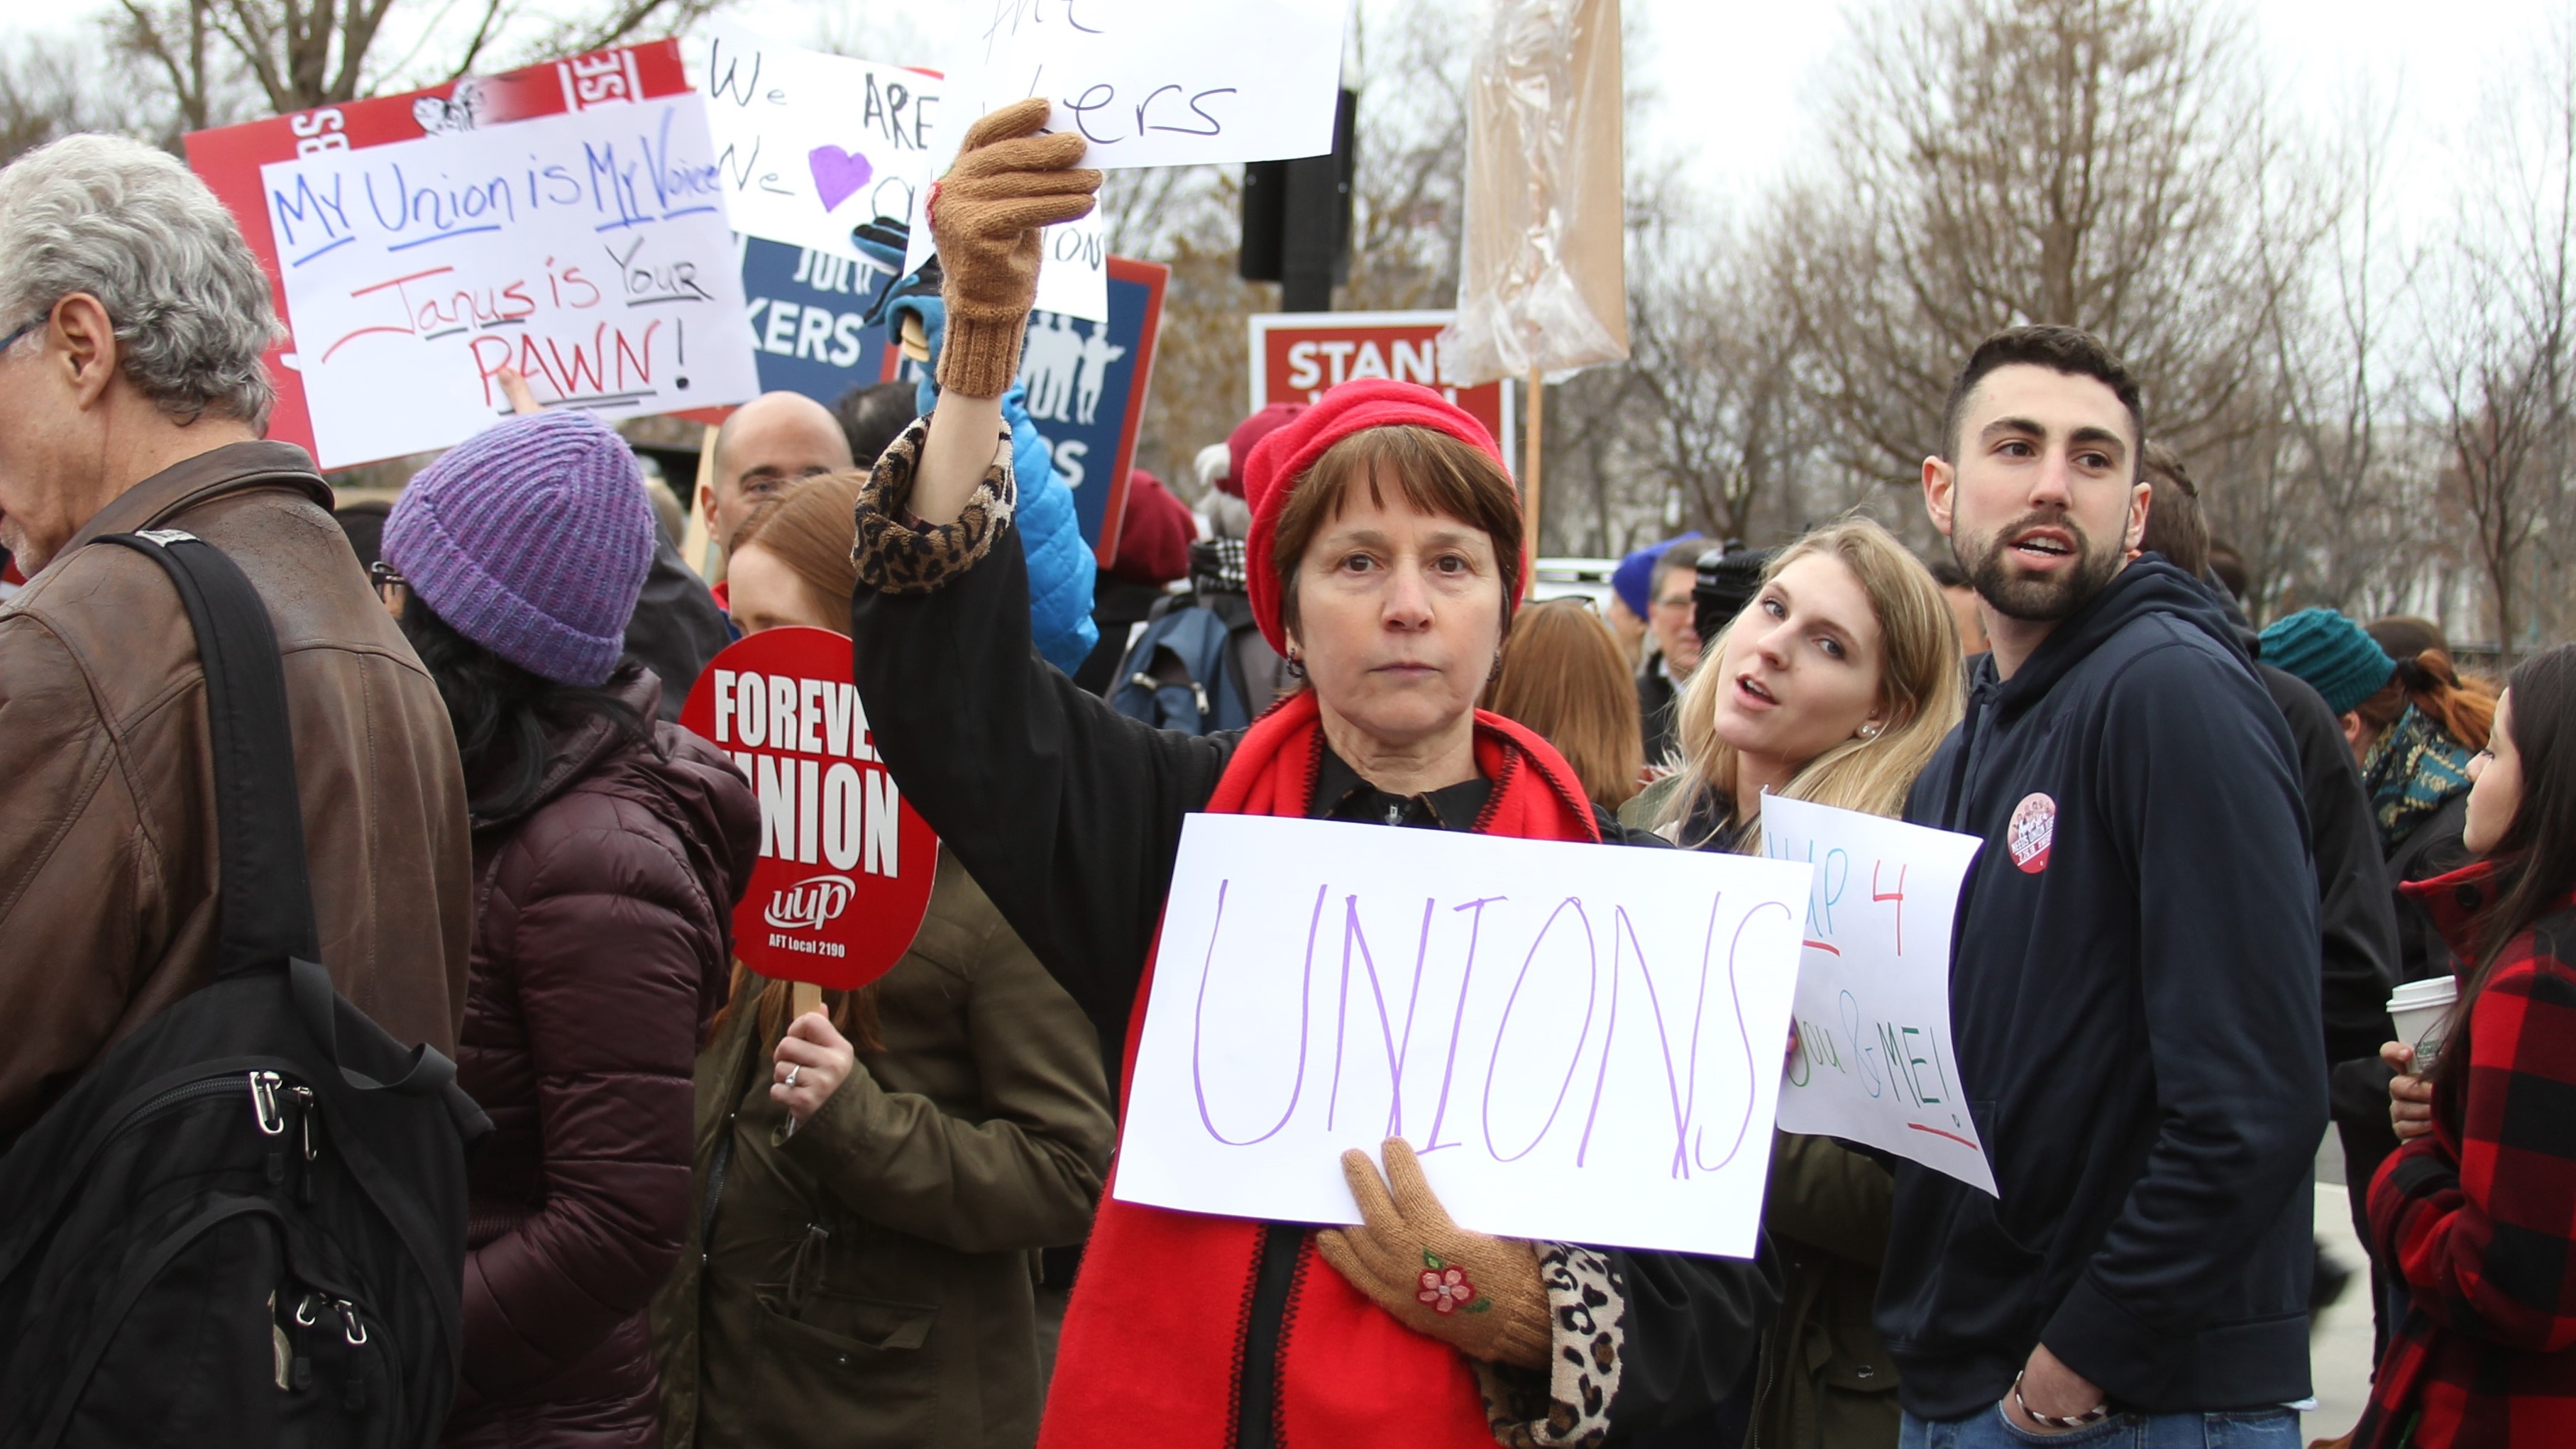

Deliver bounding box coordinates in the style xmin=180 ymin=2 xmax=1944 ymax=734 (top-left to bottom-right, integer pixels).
xmin=368 ymin=561 xmax=407 ymax=607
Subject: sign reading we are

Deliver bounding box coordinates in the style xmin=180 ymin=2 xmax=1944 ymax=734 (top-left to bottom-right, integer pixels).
xmin=1114 ymin=814 xmax=1812 ymax=1258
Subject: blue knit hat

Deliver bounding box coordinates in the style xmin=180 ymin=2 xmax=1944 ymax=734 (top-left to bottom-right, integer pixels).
xmin=2259 ymin=607 xmax=2396 ymax=715
xmin=1611 ymin=533 xmax=1702 ymax=617
xmin=384 ymin=411 xmax=654 ymax=687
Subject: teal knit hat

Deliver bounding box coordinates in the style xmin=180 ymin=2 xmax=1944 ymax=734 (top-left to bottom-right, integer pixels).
xmin=2259 ymin=608 xmax=2396 ymax=715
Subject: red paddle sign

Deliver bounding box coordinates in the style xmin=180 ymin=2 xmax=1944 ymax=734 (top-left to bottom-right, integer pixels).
xmin=680 ymin=627 xmax=937 ymax=990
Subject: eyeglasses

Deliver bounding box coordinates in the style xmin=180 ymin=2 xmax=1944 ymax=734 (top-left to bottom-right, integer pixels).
xmin=0 ymin=317 xmax=38 ymax=357
xmin=368 ymin=561 xmax=407 ymax=610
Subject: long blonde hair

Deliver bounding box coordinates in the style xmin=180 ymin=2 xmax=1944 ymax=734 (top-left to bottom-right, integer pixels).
xmin=1656 ymin=517 xmax=1964 ymax=851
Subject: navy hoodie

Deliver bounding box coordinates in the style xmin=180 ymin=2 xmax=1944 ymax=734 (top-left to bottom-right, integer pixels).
xmin=1882 ymin=559 xmax=2327 ymax=1418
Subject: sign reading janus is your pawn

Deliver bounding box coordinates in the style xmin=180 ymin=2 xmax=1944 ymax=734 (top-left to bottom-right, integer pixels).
xmin=259 ymin=91 xmax=759 ymax=468
xmin=1760 ymin=795 xmax=1996 ymax=1195
xmin=1114 ymin=815 xmax=1814 ymax=1258
xmin=678 ymin=627 xmax=938 ymax=991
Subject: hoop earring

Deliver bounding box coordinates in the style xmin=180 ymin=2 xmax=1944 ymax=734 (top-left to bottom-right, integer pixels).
xmin=1285 ymin=649 xmax=1306 ymax=680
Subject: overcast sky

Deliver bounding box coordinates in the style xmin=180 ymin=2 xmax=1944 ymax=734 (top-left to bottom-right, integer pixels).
xmin=1625 ymin=0 xmax=2559 ymax=225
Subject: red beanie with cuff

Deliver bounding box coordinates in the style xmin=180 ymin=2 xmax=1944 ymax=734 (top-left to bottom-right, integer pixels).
xmin=1239 ymin=378 xmax=1519 ymax=656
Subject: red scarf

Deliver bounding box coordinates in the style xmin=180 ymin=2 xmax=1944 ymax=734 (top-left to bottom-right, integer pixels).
xmin=1040 ymin=690 xmax=1602 ymax=1449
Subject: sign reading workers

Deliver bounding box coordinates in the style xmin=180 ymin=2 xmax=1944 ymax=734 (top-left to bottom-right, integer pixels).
xmin=679 ymin=627 xmax=937 ymax=991
xmin=1249 ymin=310 xmax=1517 ymax=464
xmin=1115 ymin=814 xmax=1813 ymax=1258
xmin=1760 ymin=795 xmax=1994 ymax=1194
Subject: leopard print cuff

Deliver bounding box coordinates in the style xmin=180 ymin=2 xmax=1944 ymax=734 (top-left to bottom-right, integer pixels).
xmin=1471 ymin=1243 xmax=1624 ymax=1449
xmin=849 ymin=413 xmax=1016 ymax=595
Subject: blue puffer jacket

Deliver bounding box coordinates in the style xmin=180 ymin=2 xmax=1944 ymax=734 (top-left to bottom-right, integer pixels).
xmin=882 ymin=293 xmax=1098 ymax=676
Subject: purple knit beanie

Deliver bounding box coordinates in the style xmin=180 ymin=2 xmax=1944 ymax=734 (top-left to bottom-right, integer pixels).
xmin=383 ymin=411 xmax=654 ymax=687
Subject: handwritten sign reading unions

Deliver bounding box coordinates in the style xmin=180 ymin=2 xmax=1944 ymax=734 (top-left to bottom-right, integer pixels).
xmin=258 ymin=92 xmax=760 ymax=468
xmin=1760 ymin=795 xmax=1996 ymax=1196
xmin=941 ymin=0 xmax=1346 ymax=171
xmin=690 ymin=21 xmax=943 ymax=263
xmin=678 ymin=627 xmax=937 ymax=991
xmin=1114 ymin=814 xmax=1813 ymax=1258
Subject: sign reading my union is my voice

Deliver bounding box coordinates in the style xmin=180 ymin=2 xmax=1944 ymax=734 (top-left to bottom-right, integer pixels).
xmin=680 ymin=626 xmax=937 ymax=989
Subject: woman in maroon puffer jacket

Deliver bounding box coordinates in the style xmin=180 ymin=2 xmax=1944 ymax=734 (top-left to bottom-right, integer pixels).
xmin=380 ymin=411 xmax=759 ymax=1448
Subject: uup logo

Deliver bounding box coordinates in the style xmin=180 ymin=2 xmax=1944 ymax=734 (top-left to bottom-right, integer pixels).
xmin=764 ymin=874 xmax=857 ymax=932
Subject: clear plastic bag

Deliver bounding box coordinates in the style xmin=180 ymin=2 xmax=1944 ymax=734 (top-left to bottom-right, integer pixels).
xmin=1441 ymin=0 xmax=1630 ymax=386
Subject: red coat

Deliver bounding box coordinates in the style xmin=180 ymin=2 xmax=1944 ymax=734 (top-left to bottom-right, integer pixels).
xmin=2358 ymin=861 xmax=2576 ymax=1449
xmin=441 ymin=670 xmax=758 ymax=1449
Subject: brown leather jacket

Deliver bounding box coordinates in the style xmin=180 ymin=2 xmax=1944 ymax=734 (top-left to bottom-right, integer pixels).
xmin=0 ymin=441 xmax=472 ymax=1142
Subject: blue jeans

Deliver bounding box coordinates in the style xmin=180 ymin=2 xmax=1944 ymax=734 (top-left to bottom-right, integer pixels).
xmin=1899 ymin=1404 xmax=2301 ymax=1449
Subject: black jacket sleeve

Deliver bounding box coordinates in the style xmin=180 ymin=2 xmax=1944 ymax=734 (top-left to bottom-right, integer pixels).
xmin=849 ymin=515 xmax=1233 ymax=1047
xmin=1596 ymin=1245 xmax=1783 ymax=1442
xmin=2260 ymin=664 xmax=2400 ymax=1066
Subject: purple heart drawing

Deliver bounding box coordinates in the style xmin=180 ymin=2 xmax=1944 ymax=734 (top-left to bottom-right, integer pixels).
xmin=808 ymin=145 xmax=874 ymax=213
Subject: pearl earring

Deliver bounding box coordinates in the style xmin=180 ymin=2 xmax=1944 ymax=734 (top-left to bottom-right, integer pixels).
xmin=1858 ymin=721 xmax=1882 ymax=739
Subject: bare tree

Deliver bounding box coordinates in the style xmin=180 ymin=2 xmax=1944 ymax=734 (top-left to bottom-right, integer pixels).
xmin=1776 ymin=0 xmax=2333 ymax=497
xmin=2418 ymin=13 xmax=2576 ymax=661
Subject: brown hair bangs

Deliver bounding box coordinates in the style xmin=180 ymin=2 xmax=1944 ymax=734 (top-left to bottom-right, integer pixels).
xmin=1270 ymin=424 xmax=1525 ymax=639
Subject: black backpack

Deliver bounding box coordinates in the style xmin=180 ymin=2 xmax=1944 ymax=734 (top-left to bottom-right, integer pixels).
xmin=1108 ymin=599 xmax=1257 ymax=734
xmin=0 ymin=529 xmax=488 ymax=1448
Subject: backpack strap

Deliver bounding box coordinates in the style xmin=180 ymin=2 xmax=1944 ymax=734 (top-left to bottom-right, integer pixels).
xmin=94 ymin=529 xmax=458 ymax=1098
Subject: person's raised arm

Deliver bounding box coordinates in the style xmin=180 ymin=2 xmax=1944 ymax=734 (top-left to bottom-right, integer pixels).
xmin=910 ymin=99 xmax=1095 ymax=527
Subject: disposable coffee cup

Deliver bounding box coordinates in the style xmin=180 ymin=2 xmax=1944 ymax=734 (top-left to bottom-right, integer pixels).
xmin=2388 ymin=976 xmax=2459 ymax=1075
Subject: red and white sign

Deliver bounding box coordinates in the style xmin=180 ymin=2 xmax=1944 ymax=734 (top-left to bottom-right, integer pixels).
xmin=183 ymin=40 xmax=698 ymax=460
xmin=1248 ymin=309 xmax=1517 ymax=463
xmin=680 ymin=627 xmax=937 ymax=990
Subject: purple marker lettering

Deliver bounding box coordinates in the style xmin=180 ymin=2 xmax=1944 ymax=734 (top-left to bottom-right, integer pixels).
xmin=1580 ymin=901 xmax=1705 ymax=1172
xmin=1481 ymin=897 xmax=1597 ymax=1162
xmin=1692 ymin=900 xmax=1792 ymax=1172
xmin=1326 ymin=893 xmax=1417 ymax=1132
xmin=1190 ymin=880 xmax=1324 ymax=1145
xmin=1421 ymin=896 xmax=1506 ymax=1153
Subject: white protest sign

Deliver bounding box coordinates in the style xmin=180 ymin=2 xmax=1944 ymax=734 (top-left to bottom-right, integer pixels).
xmin=1759 ymin=795 xmax=1996 ymax=1195
xmin=688 ymin=21 xmax=942 ymax=263
xmin=1115 ymin=813 xmax=1815 ymax=1258
xmin=260 ymin=93 xmax=759 ymax=468
xmin=942 ymin=0 xmax=1347 ymax=170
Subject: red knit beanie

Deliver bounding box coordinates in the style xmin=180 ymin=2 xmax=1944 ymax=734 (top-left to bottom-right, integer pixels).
xmin=1240 ymin=378 xmax=1519 ymax=655
xmin=1223 ymin=402 xmax=1308 ymax=498
xmin=1109 ymin=470 xmax=1194 ymax=585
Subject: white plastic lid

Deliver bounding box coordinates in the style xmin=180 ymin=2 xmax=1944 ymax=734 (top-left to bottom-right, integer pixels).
xmin=2388 ymin=977 xmax=2458 ymax=1013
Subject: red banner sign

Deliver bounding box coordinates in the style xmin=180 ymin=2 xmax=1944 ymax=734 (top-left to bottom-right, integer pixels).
xmin=1248 ymin=309 xmax=1517 ymax=461
xmin=182 ymin=40 xmax=692 ymax=458
xmin=679 ymin=627 xmax=936 ymax=991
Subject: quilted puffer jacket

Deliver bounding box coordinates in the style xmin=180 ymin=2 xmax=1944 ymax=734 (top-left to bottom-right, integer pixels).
xmin=442 ymin=666 xmax=759 ymax=1449
xmin=884 ymin=287 xmax=1099 ymax=676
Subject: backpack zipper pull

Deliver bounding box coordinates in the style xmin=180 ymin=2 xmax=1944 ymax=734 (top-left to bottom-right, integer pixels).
xmin=249 ymin=1071 xmax=285 ymax=1135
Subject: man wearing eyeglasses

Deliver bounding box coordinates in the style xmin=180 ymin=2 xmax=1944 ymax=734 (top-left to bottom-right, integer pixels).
xmin=1639 ymin=542 xmax=1707 ymax=766
xmin=0 ymin=134 xmax=470 ymax=1143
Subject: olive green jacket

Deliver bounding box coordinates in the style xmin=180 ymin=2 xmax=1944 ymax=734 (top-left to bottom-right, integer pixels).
xmin=651 ymin=852 xmax=1116 ymax=1449
xmin=1754 ymin=1133 xmax=1901 ymax=1449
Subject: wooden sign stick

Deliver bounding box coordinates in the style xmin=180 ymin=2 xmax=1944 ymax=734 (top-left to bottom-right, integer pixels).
xmin=791 ymin=981 xmax=824 ymax=1020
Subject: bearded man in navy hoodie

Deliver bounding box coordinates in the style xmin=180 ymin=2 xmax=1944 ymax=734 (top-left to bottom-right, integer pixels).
xmin=1886 ymin=326 xmax=2325 ymax=1449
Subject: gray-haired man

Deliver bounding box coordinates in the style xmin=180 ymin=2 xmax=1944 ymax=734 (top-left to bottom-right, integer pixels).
xmin=0 ymin=133 xmax=470 ymax=1141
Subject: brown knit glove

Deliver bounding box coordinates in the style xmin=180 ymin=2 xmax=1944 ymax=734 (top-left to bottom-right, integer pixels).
xmin=929 ymin=97 xmax=1103 ymax=399
xmin=1316 ymin=1138 xmax=1551 ymax=1369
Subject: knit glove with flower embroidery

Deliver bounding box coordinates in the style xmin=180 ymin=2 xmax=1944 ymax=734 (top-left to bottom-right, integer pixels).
xmin=1316 ymin=1137 xmax=1551 ymax=1368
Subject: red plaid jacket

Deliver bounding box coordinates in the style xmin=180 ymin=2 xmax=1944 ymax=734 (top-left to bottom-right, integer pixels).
xmin=2356 ymin=861 xmax=2576 ymax=1449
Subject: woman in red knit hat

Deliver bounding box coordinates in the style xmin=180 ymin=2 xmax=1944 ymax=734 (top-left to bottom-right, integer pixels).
xmin=844 ymin=99 xmax=1776 ymax=1449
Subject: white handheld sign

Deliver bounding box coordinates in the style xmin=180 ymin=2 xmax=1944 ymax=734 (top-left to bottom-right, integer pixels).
xmin=1115 ymin=813 xmax=1814 ymax=1258
xmin=260 ymin=92 xmax=758 ymax=467
xmin=1761 ymin=795 xmax=1996 ymax=1195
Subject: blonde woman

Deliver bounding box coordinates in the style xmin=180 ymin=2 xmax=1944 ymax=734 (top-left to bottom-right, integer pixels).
xmin=1624 ymin=518 xmax=1964 ymax=1449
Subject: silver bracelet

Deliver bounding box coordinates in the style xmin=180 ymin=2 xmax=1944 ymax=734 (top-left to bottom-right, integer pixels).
xmin=2011 ymin=1372 xmax=2110 ymax=1431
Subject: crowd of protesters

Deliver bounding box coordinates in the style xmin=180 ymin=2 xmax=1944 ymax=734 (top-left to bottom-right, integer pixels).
xmin=2 ymin=93 xmax=2575 ymax=1449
